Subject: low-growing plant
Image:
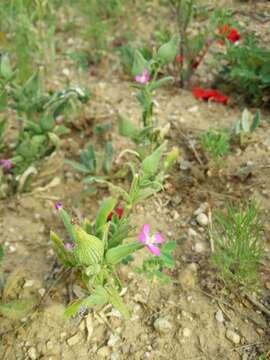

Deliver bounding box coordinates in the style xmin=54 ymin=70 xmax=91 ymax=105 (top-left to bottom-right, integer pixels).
xmin=218 ymin=34 xmax=270 ymax=104
xmin=232 ymin=108 xmax=260 ymax=147
xmin=211 ymin=202 xmax=264 ymax=291
xmin=51 ymin=144 xmax=175 ymax=317
xmin=200 ymin=128 xmax=230 ymax=166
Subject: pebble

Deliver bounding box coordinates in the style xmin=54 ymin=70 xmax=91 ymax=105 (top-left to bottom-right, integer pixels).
xmin=196 ymin=213 xmax=208 ymax=226
xmin=178 ymin=268 xmax=196 ymax=289
xmin=226 ymin=329 xmax=240 ymax=344
xmin=9 ymin=245 xmax=16 ymax=253
xmin=23 ymin=280 xmax=35 ymax=288
xmin=188 ymin=228 xmax=198 ymax=238
xmin=97 ymin=346 xmax=111 ymax=358
xmin=27 ymin=347 xmax=37 ymax=360
xmin=107 ymin=334 xmax=120 ymax=347
xmin=215 ymin=310 xmax=224 ymax=323
xmin=154 ymin=318 xmax=173 ymax=334
xmin=193 ymin=242 xmax=206 ymax=253
xmin=86 ymin=313 xmax=94 ymax=340
xmin=182 ymin=328 xmax=192 ymax=337
xmin=67 ymin=333 xmax=82 ymax=346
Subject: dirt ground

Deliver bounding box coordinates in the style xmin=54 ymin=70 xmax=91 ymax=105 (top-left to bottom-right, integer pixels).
xmin=1 ymin=1 xmax=270 ymax=359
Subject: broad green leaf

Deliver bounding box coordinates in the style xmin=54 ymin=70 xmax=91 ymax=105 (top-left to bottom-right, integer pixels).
xmin=40 ymin=114 xmax=54 ymax=132
xmin=102 ymin=141 xmax=113 ymax=174
xmin=64 ymin=298 xmax=85 ymax=317
xmin=95 ymin=197 xmax=117 ymax=236
xmin=241 ymin=108 xmax=250 ymax=133
xmin=157 ymin=35 xmax=179 ymax=64
xmin=148 ymin=77 xmax=173 ymax=92
xmin=64 ymin=159 xmax=90 ymax=173
xmin=0 ymin=299 xmax=35 ymax=320
xmin=118 ymin=115 xmax=137 ymax=139
xmin=0 ymin=54 xmax=13 ymax=79
xmin=106 ymin=287 xmax=129 ymax=319
xmin=141 ymin=142 xmax=166 ymax=176
xmin=105 ymin=242 xmax=142 ymax=265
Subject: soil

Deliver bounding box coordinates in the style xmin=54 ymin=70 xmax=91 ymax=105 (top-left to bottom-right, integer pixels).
xmin=1 ymin=1 xmax=270 ymax=360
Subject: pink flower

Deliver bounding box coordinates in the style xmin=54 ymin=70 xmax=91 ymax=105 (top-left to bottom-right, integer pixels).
xmin=135 ymin=70 xmax=150 ymax=84
xmin=54 ymin=202 xmax=62 ymax=210
xmin=64 ymin=242 xmax=74 ymax=251
xmin=0 ymin=159 xmax=13 ymax=170
xmin=138 ymin=224 xmax=165 ymax=256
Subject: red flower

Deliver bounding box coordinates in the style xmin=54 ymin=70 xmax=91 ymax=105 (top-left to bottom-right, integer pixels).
xmin=176 ymin=55 xmax=184 ymax=63
xmin=192 ymin=87 xmax=228 ymax=105
xmin=191 ymin=61 xmax=199 ymax=69
xmin=217 ymin=24 xmax=241 ymax=44
xmin=107 ymin=207 xmax=124 ymax=222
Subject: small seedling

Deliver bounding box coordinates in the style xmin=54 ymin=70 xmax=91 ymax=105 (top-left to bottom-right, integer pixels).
xmin=200 ymin=128 xmax=230 ymax=166
xmin=232 ymin=108 xmax=260 ymax=147
xmin=211 ymin=202 xmax=264 ymax=291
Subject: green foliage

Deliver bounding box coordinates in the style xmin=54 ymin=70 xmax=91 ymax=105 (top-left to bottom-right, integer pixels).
xmin=218 ymin=35 xmax=270 ymax=104
xmin=134 ymin=241 xmax=176 ymax=284
xmin=211 ymin=202 xmax=264 ymax=291
xmin=200 ymin=128 xmax=230 ymax=164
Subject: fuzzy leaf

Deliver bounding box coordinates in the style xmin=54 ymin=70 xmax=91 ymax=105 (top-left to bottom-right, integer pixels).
xmin=0 ymin=54 xmax=13 ymax=79
xmin=141 ymin=142 xmax=166 ymax=176
xmin=106 ymin=287 xmax=129 ymax=319
xmin=95 ymin=197 xmax=117 ymax=237
xmin=64 ymin=159 xmax=90 ymax=173
xmin=118 ymin=115 xmax=137 ymax=139
xmin=0 ymin=299 xmax=35 ymax=320
xmin=250 ymin=110 xmax=260 ymax=132
xmin=50 ymin=231 xmax=75 ymax=267
xmin=132 ymin=50 xmax=149 ymax=77
xmin=105 ymin=242 xmax=142 ymax=265
xmin=157 ymin=35 xmax=179 ymax=64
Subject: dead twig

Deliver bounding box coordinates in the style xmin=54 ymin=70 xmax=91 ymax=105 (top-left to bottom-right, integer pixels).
xmin=245 ymin=293 xmax=270 ymax=318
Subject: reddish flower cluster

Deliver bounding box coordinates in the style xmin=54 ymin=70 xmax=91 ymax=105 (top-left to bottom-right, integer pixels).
xmin=175 ymin=55 xmax=184 ymax=64
xmin=218 ymin=24 xmax=241 ymax=45
xmin=107 ymin=207 xmax=124 ymax=222
xmin=192 ymin=87 xmax=229 ymax=105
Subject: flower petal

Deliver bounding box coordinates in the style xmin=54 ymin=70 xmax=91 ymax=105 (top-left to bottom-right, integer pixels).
xmin=138 ymin=224 xmax=150 ymax=244
xmin=153 ymin=232 xmax=165 ymax=244
xmin=146 ymin=244 xmax=161 ymax=256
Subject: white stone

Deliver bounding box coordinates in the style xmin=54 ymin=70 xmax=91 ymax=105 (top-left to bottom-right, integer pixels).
xmin=154 ymin=318 xmax=173 ymax=334
xmin=193 ymin=242 xmax=206 ymax=253
xmin=196 ymin=213 xmax=208 ymax=226
xmin=215 ymin=309 xmax=224 ymax=323
xmin=9 ymin=245 xmax=16 ymax=253
xmin=182 ymin=328 xmax=192 ymax=337
xmin=67 ymin=333 xmax=82 ymax=346
xmin=27 ymin=347 xmax=37 ymax=360
xmin=107 ymin=334 xmax=120 ymax=347
xmin=38 ymin=288 xmax=46 ymax=297
xmin=188 ymin=228 xmax=198 ymax=238
xmin=226 ymin=329 xmax=240 ymax=344
xmin=23 ymin=280 xmax=35 ymax=288
xmin=97 ymin=346 xmax=111 ymax=358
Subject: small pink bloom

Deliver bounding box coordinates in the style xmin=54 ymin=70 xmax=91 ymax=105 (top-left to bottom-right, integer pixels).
xmin=64 ymin=242 xmax=74 ymax=251
xmin=135 ymin=70 xmax=150 ymax=84
xmin=138 ymin=224 xmax=165 ymax=256
xmin=54 ymin=202 xmax=62 ymax=210
xmin=0 ymin=159 xmax=13 ymax=170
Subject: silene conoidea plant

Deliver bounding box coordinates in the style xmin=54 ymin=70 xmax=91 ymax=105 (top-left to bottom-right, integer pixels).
xmin=200 ymin=128 xmax=230 ymax=167
xmin=232 ymin=108 xmax=260 ymax=148
xmin=211 ymin=202 xmax=264 ymax=291
xmin=51 ymin=144 xmax=176 ymax=318
xmin=118 ymin=35 xmax=179 ymax=160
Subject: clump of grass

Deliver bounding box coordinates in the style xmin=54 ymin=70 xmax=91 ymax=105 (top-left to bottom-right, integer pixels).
xmin=211 ymin=202 xmax=264 ymax=291
xmin=200 ymin=128 xmax=230 ymax=166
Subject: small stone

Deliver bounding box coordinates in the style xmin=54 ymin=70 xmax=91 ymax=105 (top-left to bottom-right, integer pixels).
xmin=9 ymin=245 xmax=16 ymax=253
xmin=182 ymin=328 xmax=191 ymax=337
xmin=38 ymin=288 xmax=46 ymax=297
xmin=226 ymin=329 xmax=240 ymax=344
xmin=86 ymin=314 xmax=94 ymax=340
xmin=27 ymin=347 xmax=37 ymax=360
xmin=23 ymin=280 xmax=35 ymax=288
xmin=188 ymin=228 xmax=198 ymax=238
xmin=193 ymin=242 xmax=206 ymax=253
xmin=196 ymin=213 xmax=208 ymax=226
xmin=154 ymin=318 xmax=173 ymax=334
xmin=60 ymin=332 xmax=67 ymax=340
xmin=67 ymin=333 xmax=82 ymax=346
xmin=97 ymin=346 xmax=111 ymax=358
xmin=179 ymin=160 xmax=192 ymax=171
xmin=215 ymin=309 xmax=224 ymax=323
xmin=107 ymin=334 xmax=120 ymax=347
xmin=46 ymin=341 xmax=54 ymax=351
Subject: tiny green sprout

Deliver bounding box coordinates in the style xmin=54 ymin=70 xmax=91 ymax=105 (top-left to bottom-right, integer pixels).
xmin=233 ymin=108 xmax=260 ymax=147
xmin=200 ymin=128 xmax=230 ymax=166
xmin=211 ymin=201 xmax=264 ymax=291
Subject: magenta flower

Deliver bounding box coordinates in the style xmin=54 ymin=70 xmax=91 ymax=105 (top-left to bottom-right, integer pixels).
xmin=135 ymin=69 xmax=150 ymax=84
xmin=64 ymin=242 xmax=74 ymax=251
xmin=0 ymin=159 xmax=13 ymax=170
xmin=54 ymin=202 xmax=62 ymax=210
xmin=138 ymin=224 xmax=165 ymax=256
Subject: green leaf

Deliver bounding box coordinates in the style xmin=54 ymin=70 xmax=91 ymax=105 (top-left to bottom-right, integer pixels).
xmin=64 ymin=159 xmax=90 ymax=173
xmin=0 ymin=54 xmax=13 ymax=79
xmin=157 ymin=35 xmax=179 ymax=64
xmin=40 ymin=114 xmax=55 ymax=132
xmin=241 ymin=108 xmax=250 ymax=133
xmin=64 ymin=298 xmax=85 ymax=317
xmin=0 ymin=299 xmax=35 ymax=320
xmin=0 ymin=244 xmax=4 ymax=267
xmin=132 ymin=50 xmax=149 ymax=76
xmin=141 ymin=142 xmax=166 ymax=176
xmin=102 ymin=141 xmax=113 ymax=174
xmin=105 ymin=242 xmax=142 ymax=265
xmin=148 ymin=77 xmax=173 ymax=91
xmin=106 ymin=287 xmax=129 ymax=319
xmin=118 ymin=115 xmax=138 ymax=139
xmin=95 ymin=197 xmax=117 ymax=237
xmin=250 ymin=110 xmax=260 ymax=132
